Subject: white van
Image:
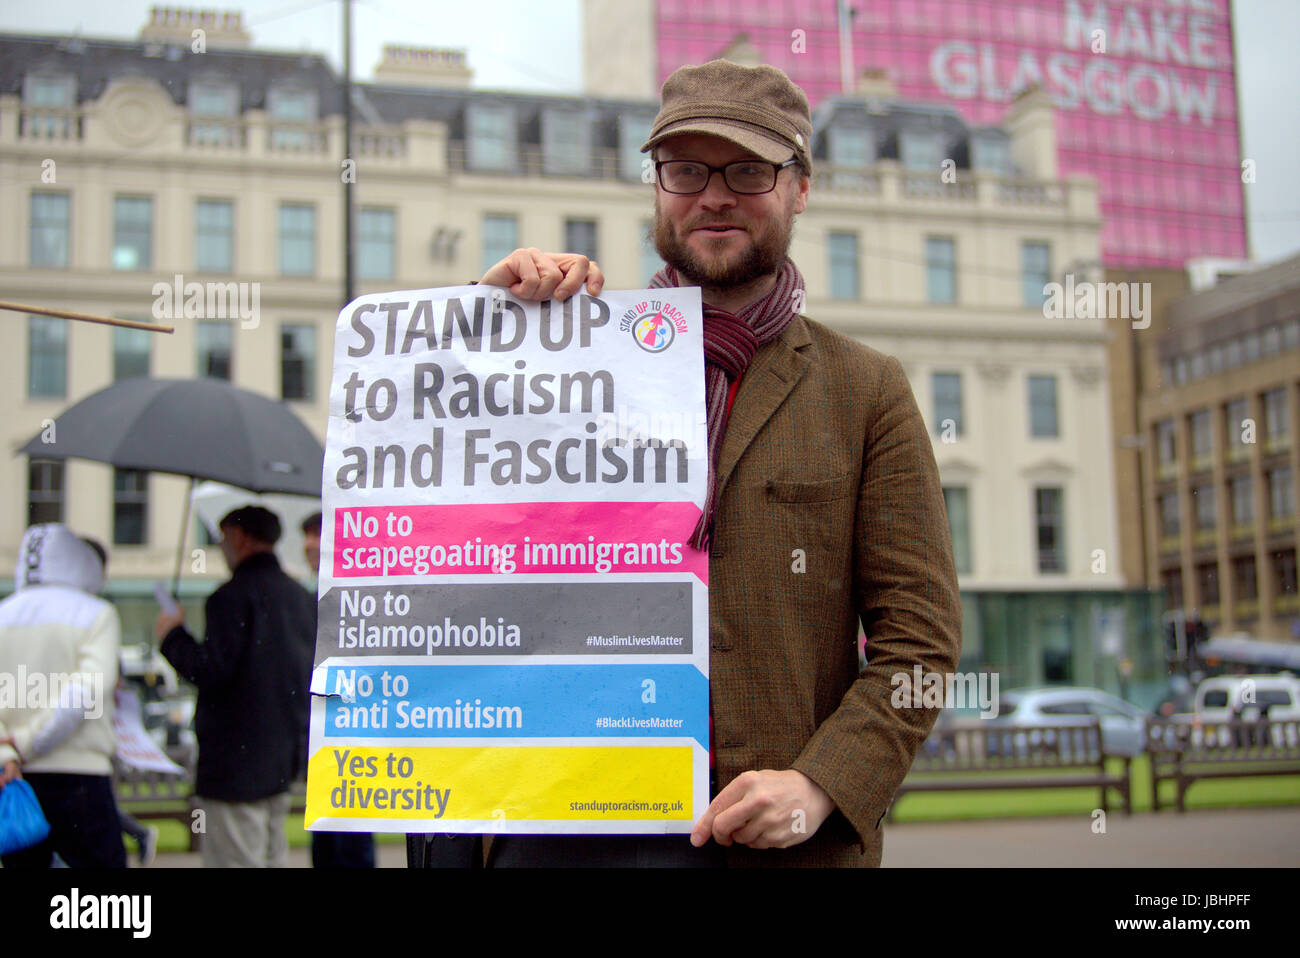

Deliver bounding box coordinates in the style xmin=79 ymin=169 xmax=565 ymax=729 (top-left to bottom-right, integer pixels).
xmin=1192 ymin=674 xmax=1300 ymax=748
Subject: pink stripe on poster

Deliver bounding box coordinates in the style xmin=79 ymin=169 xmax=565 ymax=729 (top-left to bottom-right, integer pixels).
xmin=331 ymin=502 xmax=707 ymax=583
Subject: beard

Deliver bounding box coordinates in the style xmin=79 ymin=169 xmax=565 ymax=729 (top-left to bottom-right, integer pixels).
xmin=652 ymin=192 xmax=796 ymax=289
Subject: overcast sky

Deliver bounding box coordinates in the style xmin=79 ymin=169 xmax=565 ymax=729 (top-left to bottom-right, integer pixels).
xmin=1 ymin=0 xmax=1295 ymax=262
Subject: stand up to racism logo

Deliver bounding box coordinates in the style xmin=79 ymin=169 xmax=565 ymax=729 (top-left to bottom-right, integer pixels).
xmin=620 ymin=298 xmax=689 ymax=353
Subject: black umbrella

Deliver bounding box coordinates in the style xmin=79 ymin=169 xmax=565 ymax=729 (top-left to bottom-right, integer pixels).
xmin=19 ymin=376 xmax=324 ymax=590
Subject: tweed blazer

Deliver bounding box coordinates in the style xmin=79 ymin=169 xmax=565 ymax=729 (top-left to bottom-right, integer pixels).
xmin=703 ymin=312 xmax=963 ymax=867
xmin=477 ymin=310 xmax=961 ymax=868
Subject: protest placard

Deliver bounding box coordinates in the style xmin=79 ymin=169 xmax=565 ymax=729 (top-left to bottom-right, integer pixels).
xmin=305 ymin=285 xmax=708 ymax=834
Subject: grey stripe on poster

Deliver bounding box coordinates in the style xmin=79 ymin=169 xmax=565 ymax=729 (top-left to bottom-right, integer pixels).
xmin=313 ymin=582 xmax=693 ymax=663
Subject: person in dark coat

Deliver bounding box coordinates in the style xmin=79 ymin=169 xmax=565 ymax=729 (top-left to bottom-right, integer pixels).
xmin=300 ymin=511 xmax=374 ymax=868
xmin=155 ymin=506 xmax=314 ymax=867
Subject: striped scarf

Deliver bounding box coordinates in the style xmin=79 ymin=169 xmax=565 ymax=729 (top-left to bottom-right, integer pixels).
xmin=649 ymin=258 xmax=805 ymax=549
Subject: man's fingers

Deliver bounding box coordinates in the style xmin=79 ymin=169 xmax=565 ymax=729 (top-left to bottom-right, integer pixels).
xmin=505 ymin=249 xmax=542 ymax=298
xmin=552 ymin=255 xmax=590 ymax=301
xmin=585 ymin=260 xmax=605 ymax=296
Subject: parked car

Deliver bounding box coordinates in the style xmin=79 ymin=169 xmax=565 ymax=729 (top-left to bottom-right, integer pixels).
xmin=1188 ymin=674 xmax=1300 ymax=748
xmin=983 ymin=687 xmax=1148 ymax=757
xmin=1194 ymin=674 xmax=1300 ymax=721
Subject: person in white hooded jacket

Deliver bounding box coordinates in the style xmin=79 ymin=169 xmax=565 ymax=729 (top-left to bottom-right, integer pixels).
xmin=0 ymin=523 xmax=126 ymax=868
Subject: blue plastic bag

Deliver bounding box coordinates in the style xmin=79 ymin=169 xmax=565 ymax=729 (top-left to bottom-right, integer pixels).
xmin=0 ymin=779 xmax=52 ymax=855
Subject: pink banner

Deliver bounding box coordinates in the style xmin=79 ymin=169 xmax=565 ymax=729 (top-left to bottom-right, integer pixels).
xmin=332 ymin=501 xmax=707 ymax=583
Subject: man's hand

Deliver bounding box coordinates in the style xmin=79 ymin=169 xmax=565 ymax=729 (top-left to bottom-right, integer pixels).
xmin=154 ymin=610 xmax=185 ymax=642
xmin=479 ymin=248 xmax=604 ymax=301
xmin=1 ymin=759 xmax=20 ymax=790
xmin=690 ymin=769 xmax=835 ymax=850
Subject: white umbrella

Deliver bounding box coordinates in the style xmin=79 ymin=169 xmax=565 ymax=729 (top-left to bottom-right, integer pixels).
xmin=191 ymin=481 xmax=320 ymax=583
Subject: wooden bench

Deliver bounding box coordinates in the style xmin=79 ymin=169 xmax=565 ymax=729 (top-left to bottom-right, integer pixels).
xmin=116 ymin=759 xmax=308 ymax=851
xmin=887 ymin=720 xmax=1133 ymax=821
xmin=1146 ymin=717 xmax=1300 ymax=812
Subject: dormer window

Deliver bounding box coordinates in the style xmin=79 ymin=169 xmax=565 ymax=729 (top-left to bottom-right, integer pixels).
xmin=22 ymin=73 xmax=76 ymax=138
xmin=467 ymin=103 xmax=516 ymax=172
xmin=971 ymin=134 xmax=1010 ymax=174
xmin=189 ymin=81 xmax=239 ymax=147
xmin=542 ymin=108 xmax=589 ymax=175
xmin=619 ymin=114 xmax=653 ymax=181
xmin=900 ymin=129 xmax=941 ymax=172
xmin=268 ymin=88 xmax=319 ymax=151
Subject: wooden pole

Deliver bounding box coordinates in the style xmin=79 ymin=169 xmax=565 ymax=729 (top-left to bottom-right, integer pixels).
xmin=0 ymin=300 xmax=174 ymax=333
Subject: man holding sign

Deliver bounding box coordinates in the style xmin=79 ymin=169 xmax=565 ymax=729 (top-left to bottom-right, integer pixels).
xmin=476 ymin=60 xmax=962 ymax=867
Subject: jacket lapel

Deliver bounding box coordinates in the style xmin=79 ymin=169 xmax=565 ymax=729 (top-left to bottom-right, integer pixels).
xmin=714 ymin=318 xmax=813 ymax=498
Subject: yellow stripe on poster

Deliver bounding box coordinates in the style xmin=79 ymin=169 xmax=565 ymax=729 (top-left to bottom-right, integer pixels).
xmin=305 ymin=745 xmax=693 ymax=826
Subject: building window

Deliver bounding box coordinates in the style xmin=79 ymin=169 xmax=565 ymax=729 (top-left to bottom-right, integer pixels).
xmin=28 ymin=315 xmax=66 ymax=399
xmin=828 ymin=126 xmax=872 ymax=167
xmin=640 ymin=220 xmax=664 ymax=284
xmin=1262 ymin=387 xmax=1288 ymax=446
xmin=281 ymin=324 xmax=315 ymax=401
xmin=971 ymin=135 xmax=1009 ymax=172
xmin=619 ymin=115 xmax=653 ymax=181
xmin=268 ymin=88 xmax=317 ymax=151
xmin=195 ymin=199 xmax=234 ymax=273
xmin=188 ymin=81 xmax=239 ymax=146
xmin=22 ymin=73 xmax=75 ymax=137
xmin=113 ymin=469 xmax=148 ymax=545
xmin=932 ymin=372 xmax=963 ymax=437
xmin=112 ymin=196 xmax=152 ymax=270
xmin=28 ymin=461 xmax=64 ymax=525
xmin=113 ymin=323 xmax=151 ymax=381
xmin=1224 ymin=398 xmax=1249 ymax=459
xmin=942 ymin=486 xmax=972 ymax=574
xmin=1193 ymin=483 xmax=1216 ymax=530
xmin=542 ymin=109 xmax=588 ymax=175
xmin=827 ymin=125 xmax=873 ymax=188
xmin=467 ymin=104 xmax=515 ymax=172
xmin=1035 ymin=486 xmax=1065 ymax=574
xmin=565 ymin=218 xmax=598 ymax=262
xmin=925 ymin=236 xmax=956 ymax=303
xmin=1022 ymin=241 xmax=1050 ymax=307
xmin=1028 ymin=374 xmax=1059 ymax=438
xmin=1230 ymin=476 xmax=1254 ymax=525
xmin=358 ymin=207 xmax=396 ymax=281
xmin=279 ymin=203 xmax=315 ymax=276
xmin=197 ymin=321 xmax=232 ymax=380
xmin=481 ymin=214 xmax=518 ymax=274
xmin=1196 ymin=561 xmax=1219 ymax=607
xmin=1189 ymin=409 xmax=1212 ymax=467
xmin=1269 ymin=467 xmax=1295 ymax=519
xmin=30 ymin=192 xmax=70 ymax=267
xmin=900 ymin=129 xmax=940 ymax=171
xmin=1156 ymin=419 xmax=1177 ymax=472
xmin=1233 ymin=555 xmax=1257 ymax=603
xmin=1272 ymin=549 xmax=1298 ymax=600
xmin=827 ymin=231 xmax=860 ymax=300
xmin=1161 ymin=568 xmax=1184 ymax=609
xmin=1159 ymin=492 xmax=1180 ymax=537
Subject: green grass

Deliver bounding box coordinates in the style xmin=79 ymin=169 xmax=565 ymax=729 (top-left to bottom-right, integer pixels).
xmin=889 ymin=754 xmax=1300 ymax=823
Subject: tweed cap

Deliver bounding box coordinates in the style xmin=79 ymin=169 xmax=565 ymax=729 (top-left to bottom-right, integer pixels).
xmin=641 ymin=60 xmax=813 ymax=174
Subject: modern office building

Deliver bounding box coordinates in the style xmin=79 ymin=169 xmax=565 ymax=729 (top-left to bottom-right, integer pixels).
xmin=1138 ymin=254 xmax=1300 ymax=641
xmin=1 ymin=9 xmax=1162 ymax=693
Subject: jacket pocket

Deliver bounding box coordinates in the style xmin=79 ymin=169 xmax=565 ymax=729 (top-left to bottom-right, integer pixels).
xmin=765 ymin=472 xmax=856 ymax=503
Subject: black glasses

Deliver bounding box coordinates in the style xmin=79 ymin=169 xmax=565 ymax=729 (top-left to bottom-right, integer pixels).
xmin=655 ymin=158 xmax=800 ymax=195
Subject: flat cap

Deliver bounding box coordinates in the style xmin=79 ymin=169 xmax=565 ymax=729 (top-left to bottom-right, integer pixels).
xmin=641 ymin=59 xmax=813 ymax=174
